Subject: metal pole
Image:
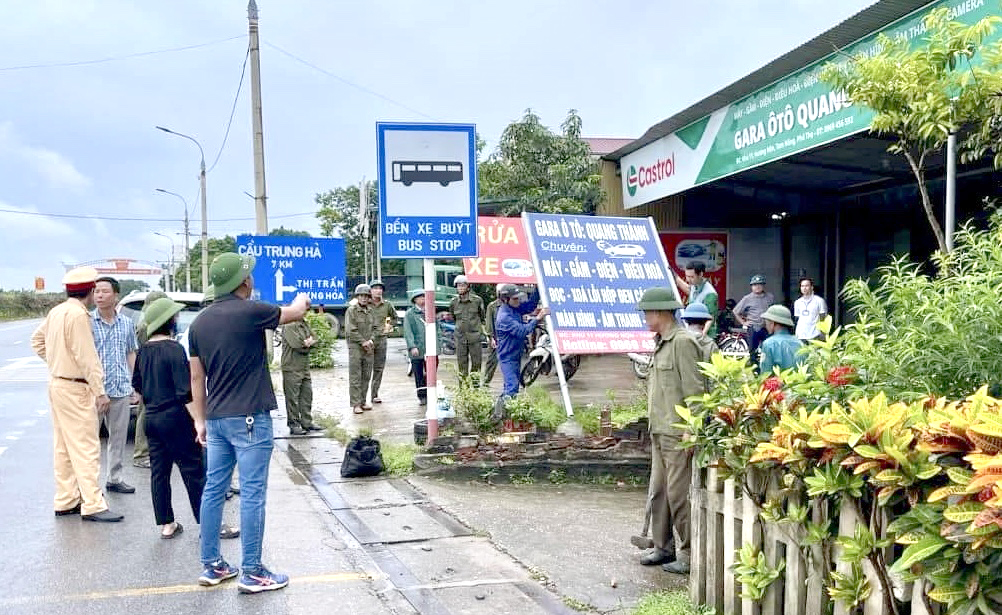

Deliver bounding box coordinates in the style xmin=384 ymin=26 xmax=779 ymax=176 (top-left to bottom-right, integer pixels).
xmin=946 ymin=132 xmax=957 ymax=252
xmin=200 ymin=162 xmax=209 ymax=290
xmin=155 ymin=232 xmax=175 ymax=292
xmin=423 ymin=258 xmax=438 ymax=442
xmin=184 ymin=210 xmax=191 ymax=292
xmin=248 ymin=0 xmax=268 ymax=235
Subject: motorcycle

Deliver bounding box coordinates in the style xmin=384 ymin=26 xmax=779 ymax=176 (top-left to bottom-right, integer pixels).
xmin=519 ymin=325 xmax=581 ymax=387
xmin=628 ymin=352 xmax=651 ymax=379
xmin=627 ymin=326 xmax=751 ymax=381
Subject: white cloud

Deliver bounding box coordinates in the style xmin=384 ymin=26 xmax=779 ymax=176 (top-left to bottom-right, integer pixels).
xmin=0 ymin=201 xmax=75 ymax=237
xmin=0 ymin=122 xmax=91 ymax=190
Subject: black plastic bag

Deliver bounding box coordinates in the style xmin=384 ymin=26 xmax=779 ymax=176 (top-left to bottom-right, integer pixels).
xmin=340 ymin=436 xmax=385 ymax=478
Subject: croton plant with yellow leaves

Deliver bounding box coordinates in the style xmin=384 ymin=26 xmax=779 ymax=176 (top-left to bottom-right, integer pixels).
xmin=676 ymin=319 xmax=1002 ymax=614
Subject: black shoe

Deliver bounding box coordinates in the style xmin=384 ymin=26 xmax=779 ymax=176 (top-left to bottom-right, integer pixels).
xmin=82 ymin=509 xmax=124 ymax=523
xmin=55 ymin=504 xmax=81 ymax=517
xmin=662 ymin=560 xmax=691 ymax=574
xmin=640 ymin=548 xmax=673 ymax=566
xmin=106 ymin=481 xmax=136 ymax=494
xmin=290 ymin=425 xmax=307 ymax=436
xmin=305 ymin=425 xmax=324 ymax=432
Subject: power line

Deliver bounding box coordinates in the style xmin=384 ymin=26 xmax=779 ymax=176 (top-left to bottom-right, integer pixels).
xmin=0 ymin=207 xmax=315 ymax=222
xmin=207 ymin=46 xmax=250 ymax=174
xmin=0 ymin=36 xmax=244 ymax=72
xmin=263 ymin=40 xmax=434 ymax=120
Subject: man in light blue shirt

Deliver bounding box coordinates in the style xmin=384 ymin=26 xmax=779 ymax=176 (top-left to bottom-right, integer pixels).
xmin=759 ymin=304 xmax=804 ymax=374
xmin=91 ymin=277 xmax=139 ymax=494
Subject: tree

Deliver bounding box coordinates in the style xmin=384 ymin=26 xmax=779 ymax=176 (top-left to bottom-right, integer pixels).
xmin=118 ymin=279 xmax=149 ymax=295
xmin=820 ymin=8 xmax=1002 ymax=254
xmin=269 ymin=226 xmax=311 ymax=237
xmin=315 ymin=182 xmax=404 ymax=277
xmin=478 ymin=109 xmax=603 ymax=216
xmin=178 ymin=236 xmax=237 ymax=292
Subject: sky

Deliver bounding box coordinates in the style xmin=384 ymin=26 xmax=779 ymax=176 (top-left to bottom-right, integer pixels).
xmin=0 ymin=0 xmax=876 ymax=291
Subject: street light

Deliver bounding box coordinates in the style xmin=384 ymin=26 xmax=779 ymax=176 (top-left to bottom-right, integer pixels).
xmin=153 ymin=232 xmax=175 ymax=292
xmin=155 ymin=188 xmax=192 ymax=292
xmin=156 ymin=126 xmax=209 ymax=291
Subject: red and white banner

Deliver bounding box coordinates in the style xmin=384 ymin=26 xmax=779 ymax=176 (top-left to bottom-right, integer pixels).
xmin=659 ymin=231 xmax=727 ymax=309
xmin=463 ymin=216 xmax=537 ymax=284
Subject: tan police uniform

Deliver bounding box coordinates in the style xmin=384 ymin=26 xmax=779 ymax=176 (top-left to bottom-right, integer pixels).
xmin=31 ymin=267 xmax=111 ymax=516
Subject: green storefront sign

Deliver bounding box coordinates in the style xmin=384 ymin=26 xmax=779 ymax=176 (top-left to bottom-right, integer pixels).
xmin=620 ymin=0 xmax=998 ymax=209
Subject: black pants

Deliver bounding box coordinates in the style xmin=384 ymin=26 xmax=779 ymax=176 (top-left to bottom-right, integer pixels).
xmin=750 ymin=326 xmax=768 ymax=359
xmin=146 ymin=405 xmax=205 ymax=526
xmin=411 ymin=357 xmax=427 ymax=402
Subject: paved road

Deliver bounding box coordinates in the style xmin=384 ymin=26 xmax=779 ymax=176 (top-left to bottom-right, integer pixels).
xmin=0 ymin=319 xmax=392 ymax=614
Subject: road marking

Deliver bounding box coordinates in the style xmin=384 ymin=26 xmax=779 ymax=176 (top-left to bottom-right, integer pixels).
xmin=0 ymin=572 xmax=371 ymax=606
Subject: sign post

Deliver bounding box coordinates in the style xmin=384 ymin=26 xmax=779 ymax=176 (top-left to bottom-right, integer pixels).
xmin=377 ymin=122 xmax=478 ymax=443
xmin=235 ymin=235 xmax=347 ymax=305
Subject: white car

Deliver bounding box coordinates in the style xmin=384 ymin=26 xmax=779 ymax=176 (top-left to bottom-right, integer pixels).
xmin=502 ymin=258 xmax=534 ymax=278
xmin=601 ymin=243 xmax=646 ymax=258
xmin=118 ymin=290 xmax=206 ymax=355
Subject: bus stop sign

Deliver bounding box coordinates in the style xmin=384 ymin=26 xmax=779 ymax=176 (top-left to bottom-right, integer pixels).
xmin=376 ymin=123 xmax=478 ymax=259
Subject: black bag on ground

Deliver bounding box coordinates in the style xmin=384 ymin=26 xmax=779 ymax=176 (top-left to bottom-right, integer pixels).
xmin=340 ymin=435 xmax=385 ymax=478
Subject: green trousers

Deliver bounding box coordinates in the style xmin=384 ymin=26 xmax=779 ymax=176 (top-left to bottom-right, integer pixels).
xmin=349 ymin=342 xmax=374 ymax=407
xmin=369 ymin=338 xmax=387 ymax=398
xmin=132 ymin=401 xmax=148 ymax=461
xmin=456 ymin=332 xmax=482 ymax=378
xmin=282 ymin=368 xmax=314 ymax=428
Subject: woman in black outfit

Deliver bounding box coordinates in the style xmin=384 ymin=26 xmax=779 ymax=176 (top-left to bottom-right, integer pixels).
xmin=132 ymin=298 xmax=205 ymax=539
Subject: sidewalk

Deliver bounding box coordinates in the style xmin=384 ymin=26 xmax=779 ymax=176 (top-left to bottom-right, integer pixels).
xmin=272 ymin=338 xmax=684 ymax=614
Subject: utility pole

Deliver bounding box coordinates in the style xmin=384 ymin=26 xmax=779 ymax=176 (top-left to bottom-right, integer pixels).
xmin=248 ymin=0 xmax=268 ymax=236
xmin=360 ymin=178 xmax=369 ymax=280
xmin=183 ymin=209 xmax=192 ymax=291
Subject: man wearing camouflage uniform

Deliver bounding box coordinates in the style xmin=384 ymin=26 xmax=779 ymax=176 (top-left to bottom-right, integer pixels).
xmin=367 ymin=279 xmax=395 ymax=404
xmin=482 ymin=284 xmax=503 ymax=384
xmin=346 ymin=284 xmax=377 ymax=414
xmin=281 ymin=317 xmax=319 ymax=435
xmin=448 ymin=275 xmax=485 ymax=380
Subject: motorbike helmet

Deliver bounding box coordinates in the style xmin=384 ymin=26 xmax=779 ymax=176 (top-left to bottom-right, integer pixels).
xmin=497 ymin=283 xmax=519 ymax=300
xmin=749 ymin=274 xmax=766 ymax=285
xmin=454 ymin=275 xmax=468 ymax=287
xmin=353 ymin=283 xmax=372 ymax=296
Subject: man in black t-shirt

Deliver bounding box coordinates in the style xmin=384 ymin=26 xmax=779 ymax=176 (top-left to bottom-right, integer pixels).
xmin=188 ymin=252 xmax=310 ymax=594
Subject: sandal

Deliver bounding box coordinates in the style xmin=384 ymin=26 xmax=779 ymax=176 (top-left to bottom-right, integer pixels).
xmin=219 ymin=524 xmax=240 ymax=540
xmin=362 ymin=403 xmax=373 ymax=411
xmin=161 ymin=522 xmax=183 ymax=539
xmin=353 ymin=406 xmax=364 ymax=415
xmin=372 ymin=397 xmax=382 ymax=404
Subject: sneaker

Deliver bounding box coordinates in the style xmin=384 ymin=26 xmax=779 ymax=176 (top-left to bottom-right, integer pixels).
xmin=237 ymin=567 xmax=290 ymax=594
xmin=289 ymin=425 xmax=307 ymax=436
xmin=199 ymin=559 xmax=239 ymax=586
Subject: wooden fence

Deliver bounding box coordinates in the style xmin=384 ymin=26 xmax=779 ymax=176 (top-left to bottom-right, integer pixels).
xmin=689 ymin=467 xmax=937 ymax=615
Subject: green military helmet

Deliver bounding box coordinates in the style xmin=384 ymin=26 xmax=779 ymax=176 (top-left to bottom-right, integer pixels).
xmin=749 ymin=274 xmax=766 ymax=285
xmin=454 ymin=275 xmax=468 ymax=287
xmin=369 ymin=279 xmax=384 ymax=289
xmin=354 ymin=283 xmax=372 ymax=296
xmin=142 ymin=290 xmax=168 ymax=312
xmin=762 ymin=304 xmax=794 ymax=327
xmin=636 ymin=287 xmax=683 ymax=311
xmin=497 ymin=283 xmax=519 ymax=300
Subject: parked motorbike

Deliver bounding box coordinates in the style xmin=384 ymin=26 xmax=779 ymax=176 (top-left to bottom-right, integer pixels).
xmin=716 ymin=326 xmax=751 ymax=360
xmin=628 ymin=352 xmax=651 ymax=379
xmin=519 ymin=325 xmax=581 ymax=387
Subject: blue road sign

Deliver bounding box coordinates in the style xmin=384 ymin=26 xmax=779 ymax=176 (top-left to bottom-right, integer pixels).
xmin=236 ymin=235 xmax=347 ymax=305
xmin=376 ymin=123 xmax=478 ymax=259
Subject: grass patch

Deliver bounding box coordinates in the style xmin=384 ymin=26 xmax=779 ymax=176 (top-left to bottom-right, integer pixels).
xmin=313 ymin=414 xmax=349 ymax=445
xmin=381 ymin=442 xmax=418 ymax=477
xmin=562 ymin=596 xmax=595 ymax=612
xmin=505 ymin=385 xmax=568 ymax=431
xmin=572 ymin=386 xmax=649 ymax=436
xmin=632 ymin=590 xmax=715 ymax=615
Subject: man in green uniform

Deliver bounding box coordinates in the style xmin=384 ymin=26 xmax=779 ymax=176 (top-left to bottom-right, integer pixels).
xmin=281 ymin=316 xmax=318 ymax=435
xmin=132 ymin=290 xmax=168 ymax=468
xmin=636 ymin=287 xmax=704 ymax=575
xmin=448 ymin=275 xmax=485 ymax=381
xmin=482 ymin=284 xmax=503 ymax=385
xmin=346 ymin=284 xmax=376 ymax=414
xmin=403 ymin=290 xmax=430 ymax=406
xmin=367 ymin=279 xmax=395 ymax=404
xmin=759 ymin=304 xmax=805 ymax=373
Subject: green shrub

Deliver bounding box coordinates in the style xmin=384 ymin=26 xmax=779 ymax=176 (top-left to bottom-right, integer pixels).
xmin=0 ymin=291 xmax=63 ymax=320
xmin=631 ymin=591 xmax=714 ymax=615
xmin=304 ymin=312 xmax=335 ymax=369
xmin=450 ymin=378 xmax=499 ymax=434
xmin=505 ymin=385 xmax=567 ymax=431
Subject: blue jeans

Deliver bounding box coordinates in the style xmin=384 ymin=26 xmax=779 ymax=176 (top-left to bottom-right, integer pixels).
xmin=500 ymin=358 xmax=521 ymax=397
xmin=200 ymin=413 xmax=274 ymax=572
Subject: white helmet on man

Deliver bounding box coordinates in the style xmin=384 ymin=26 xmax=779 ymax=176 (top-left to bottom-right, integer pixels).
xmin=454 ymin=275 xmax=469 ymax=287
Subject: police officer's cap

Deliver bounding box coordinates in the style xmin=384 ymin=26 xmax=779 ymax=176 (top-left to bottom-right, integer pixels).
xmin=63 ymin=266 xmax=98 ymax=292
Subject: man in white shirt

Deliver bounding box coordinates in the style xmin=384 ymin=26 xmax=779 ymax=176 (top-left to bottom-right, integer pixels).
xmin=793 ymin=278 xmax=827 ymax=341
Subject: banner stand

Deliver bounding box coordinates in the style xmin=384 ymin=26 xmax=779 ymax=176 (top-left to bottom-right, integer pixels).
xmin=522 ymin=213 xmax=574 ymax=418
